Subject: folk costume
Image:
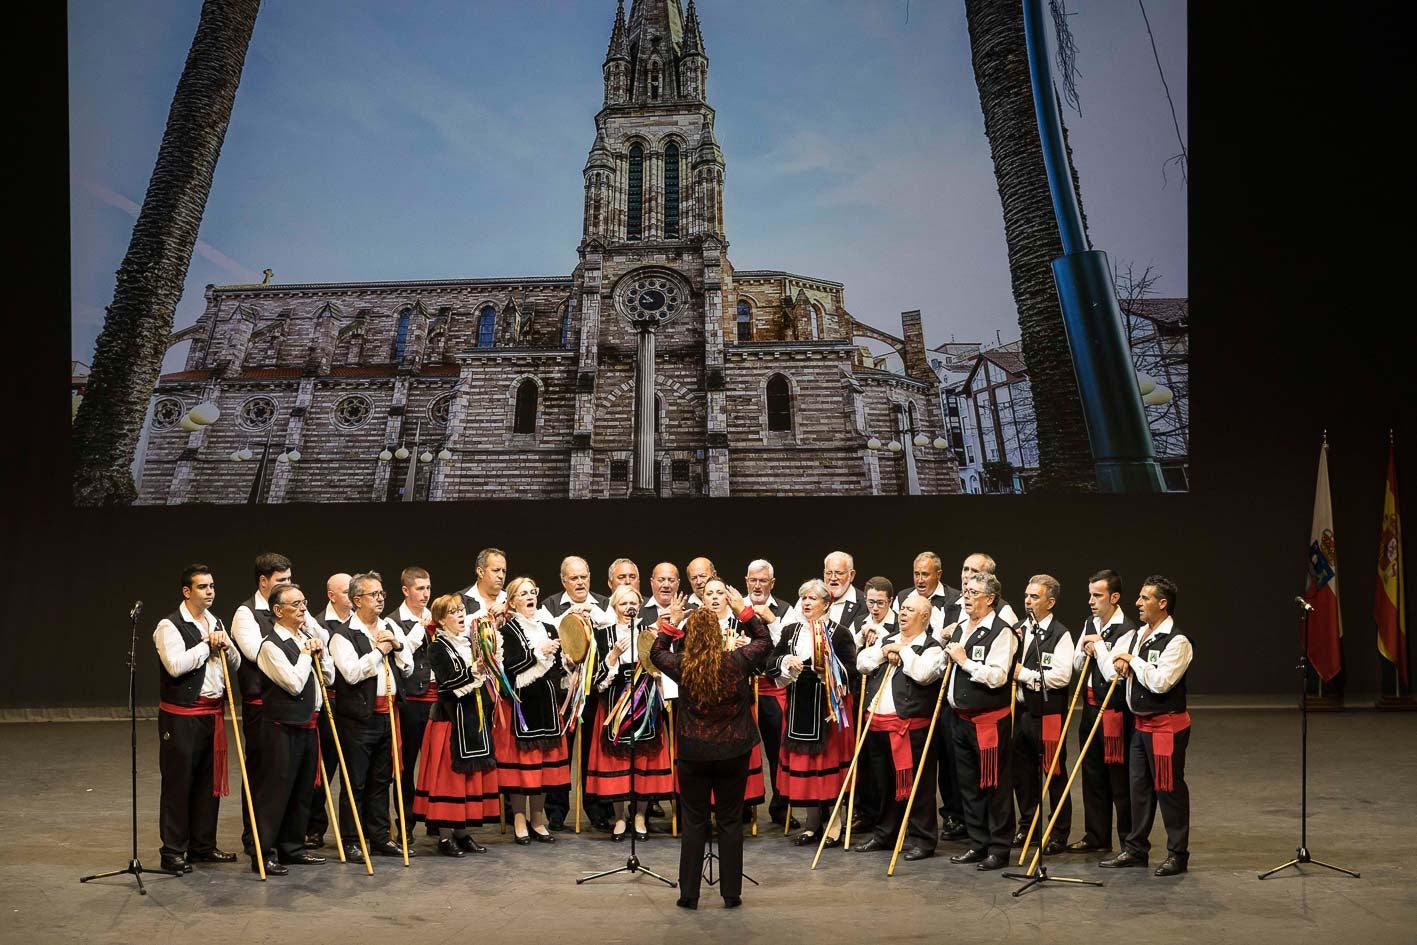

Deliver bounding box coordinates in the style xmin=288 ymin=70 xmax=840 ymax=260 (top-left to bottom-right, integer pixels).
xmin=412 ymin=629 xmax=500 ymax=832
xmin=493 ymin=614 xmax=572 ymax=795
xmin=304 ymin=603 xmax=348 ymax=846
xmin=1073 ymin=607 xmax=1138 ymax=850
xmin=769 ymin=616 xmax=858 ymax=819
xmin=1012 ymin=615 xmax=1076 ymax=847
xmin=583 ymin=619 xmax=675 ymax=807
xmin=393 ymin=601 xmax=436 ymax=833
xmin=535 ymin=592 xmax=610 ymax=829
xmin=230 ymin=592 xmax=277 ymax=853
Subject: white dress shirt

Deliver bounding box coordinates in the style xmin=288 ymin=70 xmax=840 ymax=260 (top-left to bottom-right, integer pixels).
xmin=397 ymin=601 xmax=432 ymax=660
xmin=232 ymin=591 xmax=325 ymax=664
xmin=1014 ymin=613 xmax=1075 ymax=697
xmin=856 ymin=631 xmax=946 ymax=715
xmin=321 ymin=603 xmax=350 ymax=628
xmin=1094 ymin=617 xmax=1192 ymax=712
xmin=153 ymin=602 xmax=240 ymax=699
xmin=329 ymin=612 xmax=413 ymax=695
xmin=891 ymin=582 xmax=951 ymax=633
xmin=946 ymin=614 xmax=1018 ymax=710
xmin=933 ymin=595 xmax=1019 ymax=643
xmin=1073 ymin=607 xmax=1126 ymax=671
xmin=535 ymin=592 xmax=612 ymax=628
xmin=257 ymin=624 xmax=335 ymax=709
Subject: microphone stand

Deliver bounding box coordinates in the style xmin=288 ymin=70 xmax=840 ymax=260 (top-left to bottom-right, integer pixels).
xmin=579 ymin=614 xmax=676 ymax=889
xmin=1005 ymin=615 xmax=1102 ymax=895
xmin=81 ymin=603 xmax=181 ymax=893
xmin=1258 ymin=601 xmax=1360 ymax=880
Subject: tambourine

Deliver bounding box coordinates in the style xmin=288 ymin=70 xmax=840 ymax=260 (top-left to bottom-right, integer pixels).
xmin=557 ymin=610 xmax=594 ymax=664
xmin=637 ymin=627 xmax=660 ymax=677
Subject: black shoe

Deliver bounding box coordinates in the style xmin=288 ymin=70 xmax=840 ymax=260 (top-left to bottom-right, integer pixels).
xmin=591 ymin=818 xmax=613 ymax=832
xmin=343 ymin=844 xmax=364 ymax=862
xmin=791 ymin=831 xmax=819 ymax=846
xmin=1154 ymin=856 xmax=1187 ymax=877
xmin=532 ymin=828 xmax=557 ymax=844
xmin=371 ymin=839 xmax=411 ymax=857
xmin=514 ymin=833 xmax=532 ymax=845
xmin=903 ymin=846 xmax=935 ymax=861
xmin=278 ymin=852 xmax=326 ymax=866
xmin=648 ymin=802 xmax=666 ymax=817
xmin=253 ymin=857 xmax=287 ymax=876
xmin=676 ymin=897 xmax=698 ymax=910
xmin=852 ymin=836 xmax=891 ymax=853
xmin=1010 ymin=831 xmax=1027 ymax=847
xmin=1042 ymin=838 xmax=1067 ymax=856
xmin=455 ymin=834 xmax=487 ymax=853
xmin=1099 ymin=850 xmax=1148 ymax=869
xmin=611 ymin=824 xmax=627 ymax=842
xmin=159 ymin=853 xmax=187 ymax=874
xmin=1066 ymin=840 xmax=1107 ymax=853
xmin=188 ymin=848 xmax=237 ymax=864
xmin=950 ymin=848 xmax=987 ymax=864
xmin=634 ymin=829 xmax=648 ymax=843
xmin=723 ymin=896 xmax=742 ymax=908
xmin=940 ymin=819 xmax=968 ymax=841
xmin=304 ymin=833 xmax=324 ymax=849
xmin=437 ymin=838 xmax=466 ymax=858
xmin=976 ymin=853 xmax=1008 ymax=871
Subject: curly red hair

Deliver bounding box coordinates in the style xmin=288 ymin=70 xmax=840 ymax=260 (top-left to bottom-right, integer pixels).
xmin=680 ymin=608 xmax=729 ymax=705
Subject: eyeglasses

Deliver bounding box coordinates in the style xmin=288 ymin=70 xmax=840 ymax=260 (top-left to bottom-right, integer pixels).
xmin=823 ymin=570 xmax=850 ymax=579
xmin=357 ymin=591 xmax=386 ymax=599
xmin=280 ymin=600 xmax=309 ymax=610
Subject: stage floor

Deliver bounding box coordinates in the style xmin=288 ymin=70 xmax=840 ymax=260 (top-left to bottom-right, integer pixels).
xmin=1 ymin=709 xmax=1412 ymax=945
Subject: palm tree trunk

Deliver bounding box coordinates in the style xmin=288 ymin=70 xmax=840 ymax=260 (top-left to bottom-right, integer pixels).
xmin=965 ymin=0 xmax=1094 ymax=493
xmin=72 ymin=0 xmax=262 ymax=506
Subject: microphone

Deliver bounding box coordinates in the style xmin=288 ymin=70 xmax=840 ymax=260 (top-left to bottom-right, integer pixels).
xmin=129 ymin=601 xmax=143 ymax=621
xmin=1294 ymin=596 xmax=1315 ymax=613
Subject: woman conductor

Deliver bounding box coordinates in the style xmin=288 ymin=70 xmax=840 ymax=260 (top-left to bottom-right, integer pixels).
xmin=651 ymin=585 xmax=771 ymax=910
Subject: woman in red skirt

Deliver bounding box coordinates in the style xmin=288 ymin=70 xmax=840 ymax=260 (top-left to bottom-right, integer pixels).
xmin=493 ymin=576 xmax=571 ymax=844
xmin=412 ymin=593 xmax=499 ymax=857
xmin=769 ymin=579 xmax=858 ymax=848
xmin=699 ymin=578 xmax=767 ymax=815
xmin=582 ymin=585 xmax=675 ymax=841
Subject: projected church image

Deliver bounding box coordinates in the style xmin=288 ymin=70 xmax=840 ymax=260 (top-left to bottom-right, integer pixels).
xmin=135 ymin=0 xmax=959 ymax=503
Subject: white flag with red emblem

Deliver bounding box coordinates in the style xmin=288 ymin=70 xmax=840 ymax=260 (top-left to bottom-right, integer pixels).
xmin=1304 ymin=438 xmax=1343 ymax=681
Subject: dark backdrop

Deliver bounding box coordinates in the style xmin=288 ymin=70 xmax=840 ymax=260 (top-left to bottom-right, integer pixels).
xmin=4 ymin=2 xmax=1413 ymax=709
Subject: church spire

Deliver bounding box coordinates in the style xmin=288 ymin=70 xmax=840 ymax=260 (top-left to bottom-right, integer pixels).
xmin=602 ymin=1 xmax=631 ymax=105
xmin=682 ymin=0 xmax=704 ymax=57
xmin=605 ymin=0 xmax=628 ymax=63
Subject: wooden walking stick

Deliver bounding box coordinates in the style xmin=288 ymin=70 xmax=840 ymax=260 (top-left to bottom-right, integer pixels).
xmin=314 ymin=653 xmax=373 ymax=874
xmin=384 ymin=655 xmax=410 ymax=867
xmin=308 ymin=655 xmax=344 ymax=864
xmin=812 ymin=665 xmax=896 ymax=870
xmin=844 ymin=673 xmax=869 ymax=849
xmin=1018 ymin=654 xmax=1090 ymax=865
xmin=667 ymin=699 xmax=678 ymax=837
xmin=1024 ymin=671 xmax=1121 ymax=877
xmin=573 ymin=716 xmax=583 ymax=835
xmin=887 ymin=663 xmax=954 ymax=877
xmin=219 ymin=650 xmax=264 ymax=881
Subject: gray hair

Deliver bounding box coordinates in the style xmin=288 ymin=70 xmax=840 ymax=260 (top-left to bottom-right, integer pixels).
xmin=824 ymin=550 xmax=854 ymax=571
xmin=798 ymin=578 xmax=830 ymax=602
xmin=607 ymin=557 xmax=637 ymax=581
xmin=350 ymin=571 xmax=384 ymax=600
xmin=559 ymin=555 xmax=588 ymax=578
xmin=968 ymin=572 xmax=1002 ymax=601
xmin=746 ymin=559 xmax=775 ymax=578
xmin=475 ymin=547 xmax=505 ymax=570
xmin=965 ymin=552 xmax=998 ymax=574
xmin=269 ymin=583 xmax=302 ymax=608
xmin=913 ymin=551 xmax=943 ymax=573
xmin=1028 ymin=573 xmax=1061 ymax=604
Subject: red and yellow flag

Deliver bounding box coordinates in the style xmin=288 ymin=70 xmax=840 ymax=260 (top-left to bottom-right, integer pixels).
xmin=1375 ymin=441 xmax=1407 ymax=684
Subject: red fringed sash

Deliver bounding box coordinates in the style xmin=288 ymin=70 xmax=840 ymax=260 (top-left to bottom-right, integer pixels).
xmin=1135 ymin=711 xmax=1190 ymax=792
xmin=869 ymin=712 xmax=930 ymax=800
xmin=1041 ymin=712 xmax=1063 ymax=776
xmin=957 ymin=705 xmax=1011 ymax=788
xmin=1087 ymin=688 xmax=1127 ymax=764
xmin=160 ymin=698 xmax=228 ymax=797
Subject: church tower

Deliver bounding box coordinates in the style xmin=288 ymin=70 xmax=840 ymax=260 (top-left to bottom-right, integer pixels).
xmin=572 ymin=0 xmax=731 ymax=498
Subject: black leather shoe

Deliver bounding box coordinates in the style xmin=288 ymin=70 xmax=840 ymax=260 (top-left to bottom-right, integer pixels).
xmin=1099 ymin=850 xmax=1148 ymax=868
xmin=371 ymin=839 xmax=412 ymax=857
xmin=514 ymin=833 xmax=532 ymax=845
xmin=950 ymin=848 xmax=987 ymax=864
xmin=611 ymin=825 xmax=627 ymax=842
xmin=188 ymin=848 xmax=237 ymax=863
xmin=455 ymin=834 xmax=487 ymax=853
xmin=976 ymin=853 xmax=1008 ymax=871
xmin=1042 ymin=838 xmax=1067 ymax=856
xmin=532 ymin=828 xmax=557 ymax=844
xmin=437 ymin=838 xmax=466 ymax=858
xmin=343 ymin=844 xmax=364 ymax=862
xmin=676 ymin=897 xmax=698 ymax=910
xmin=1010 ymin=831 xmax=1027 ymax=847
xmin=279 ymin=852 xmax=326 ymax=866
xmin=1066 ymin=840 xmax=1107 ymax=853
xmin=723 ymin=896 xmax=742 ymax=908
xmin=547 ymin=818 xmax=568 ymax=833
xmin=1154 ymin=856 xmax=1187 ymax=877
xmin=159 ymin=853 xmax=187 ymax=874
xmin=253 ymin=857 xmax=287 ymax=876
xmin=791 ymin=831 xmax=819 ymax=846
xmin=940 ymin=816 xmax=967 ymax=840
xmin=304 ymin=833 xmax=324 ymax=849
xmin=852 ymin=836 xmax=891 ymax=853
xmin=633 ymin=829 xmax=648 ymax=843
xmin=903 ymin=846 xmax=935 ymax=861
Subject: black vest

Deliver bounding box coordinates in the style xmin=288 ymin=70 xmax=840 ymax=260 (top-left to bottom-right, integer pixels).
xmin=896 ymin=584 xmax=960 ymax=621
xmin=772 ymin=618 xmax=858 ymax=749
xmin=331 ymin=620 xmax=380 ymax=721
xmin=395 ymin=612 xmax=434 ymax=697
xmin=260 ymin=632 xmax=318 ymax=725
xmin=541 ymin=591 xmax=608 ymax=620
xmin=1084 ymin=612 xmax=1139 ymax=703
xmin=1128 ymin=627 xmax=1188 ymax=715
xmin=864 ymin=629 xmax=942 ymax=719
xmin=1018 ymin=618 xmax=1072 ymax=716
xmin=158 ymin=607 xmax=211 ymax=705
xmin=234 ymin=595 xmax=276 ymax=702
xmin=948 ymin=615 xmax=1014 ymax=711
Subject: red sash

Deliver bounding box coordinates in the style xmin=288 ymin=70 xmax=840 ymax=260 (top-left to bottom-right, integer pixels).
xmin=1087 ymin=688 xmax=1127 ymax=764
xmin=956 ymin=705 xmax=1011 ymax=788
xmin=1135 ymin=711 xmax=1191 ymax=791
xmin=374 ymin=695 xmax=392 ymax=715
xmin=869 ymin=712 xmax=930 ymax=800
xmin=1041 ymin=712 xmax=1063 ymax=776
xmin=405 ymin=692 xmax=438 ymax=703
xmin=159 ymin=698 xmax=228 ymax=797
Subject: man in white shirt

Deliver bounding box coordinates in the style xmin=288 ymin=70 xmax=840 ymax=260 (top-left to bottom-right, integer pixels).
xmin=893 ymin=551 xmax=957 ymax=635
xmin=685 ymin=556 xmax=716 ymax=609
xmin=154 ymin=564 xmax=240 ymax=874
xmin=461 ymin=548 xmax=508 ymax=622
xmin=392 ymin=566 xmax=435 ymax=839
xmin=1010 ymin=575 xmax=1075 ymax=855
xmin=607 ymin=557 xmax=641 ymax=594
xmin=306 ymin=572 xmax=353 ymax=848
xmin=745 ymin=558 xmax=794 ymax=827
xmin=641 ymin=561 xmax=685 ymax=628
xmin=851 ymin=576 xmax=901 ymax=835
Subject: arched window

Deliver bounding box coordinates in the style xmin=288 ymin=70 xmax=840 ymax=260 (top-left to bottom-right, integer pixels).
xmin=477 ymin=305 xmax=497 ymax=348
xmin=664 ymin=143 xmax=680 ymax=238
xmin=766 ymin=373 xmax=792 ymax=433
xmin=560 ymin=304 xmax=571 ymax=347
xmin=627 ymin=144 xmax=644 ymax=240
xmin=736 ymin=300 xmax=752 ymax=342
xmin=393 ymin=307 xmax=412 ymax=362
xmin=513 ymin=379 xmax=538 ymax=434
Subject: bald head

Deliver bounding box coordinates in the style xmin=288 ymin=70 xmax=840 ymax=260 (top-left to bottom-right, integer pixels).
xmin=651 ymin=562 xmax=680 ymax=607
xmin=326 ymin=572 xmax=352 ymax=619
xmin=686 ymin=557 xmax=716 ymax=597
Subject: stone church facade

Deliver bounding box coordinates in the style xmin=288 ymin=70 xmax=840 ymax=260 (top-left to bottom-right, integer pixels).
xmin=137 ymin=0 xmax=960 ymax=503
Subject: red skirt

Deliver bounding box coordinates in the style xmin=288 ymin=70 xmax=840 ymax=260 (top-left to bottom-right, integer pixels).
xmin=493 ymin=705 xmax=571 ymax=794
xmin=412 ymin=720 xmax=500 ymax=828
xmin=585 ymin=703 xmax=675 ymax=801
xmin=775 ymin=701 xmax=856 ymax=804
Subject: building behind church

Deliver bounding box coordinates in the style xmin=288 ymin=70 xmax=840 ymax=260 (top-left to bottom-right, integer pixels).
xmin=135 ymin=0 xmax=961 ymax=504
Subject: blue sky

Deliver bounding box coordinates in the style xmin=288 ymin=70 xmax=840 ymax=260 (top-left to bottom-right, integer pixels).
xmin=69 ymin=0 xmax=1187 ymax=369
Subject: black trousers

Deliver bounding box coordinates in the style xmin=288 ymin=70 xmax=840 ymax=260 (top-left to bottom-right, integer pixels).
xmin=254 ymin=721 xmax=319 ymax=861
xmin=1124 ymin=725 xmax=1190 ymax=862
xmin=866 ymin=727 xmax=937 ymax=850
xmin=239 ymin=701 xmax=263 ymax=852
xmin=677 ymin=752 xmax=750 ymax=902
xmin=1078 ymin=701 xmax=1132 ymax=848
xmin=157 ymin=711 xmax=221 ymax=857
xmin=1012 ymin=706 xmax=1071 ymax=842
xmin=756 ymin=691 xmax=787 ymax=818
xmin=936 ymin=709 xmax=963 ymax=822
xmin=397 ymin=699 xmax=433 ymax=830
xmin=952 ymin=710 xmax=1015 ymax=859
xmin=336 ymin=713 xmax=395 ymax=845
xmin=304 ymin=707 xmax=341 ymax=839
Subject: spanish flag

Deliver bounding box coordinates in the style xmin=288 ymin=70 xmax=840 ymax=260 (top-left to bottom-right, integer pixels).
xmin=1304 ymin=438 xmax=1343 ymax=682
xmin=1375 ymin=440 xmax=1407 ymax=684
